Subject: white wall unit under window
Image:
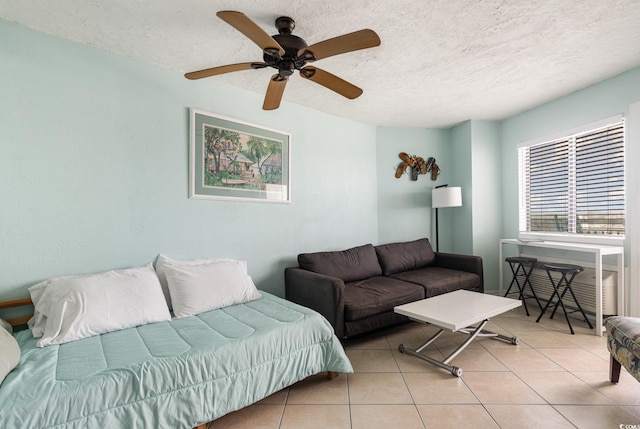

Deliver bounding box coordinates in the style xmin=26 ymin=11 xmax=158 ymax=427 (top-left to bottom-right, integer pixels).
xmin=499 ymin=239 xmax=625 ymax=336
xmin=518 ymin=116 xmax=625 ymax=240
xmin=524 ymin=258 xmax=618 ymax=316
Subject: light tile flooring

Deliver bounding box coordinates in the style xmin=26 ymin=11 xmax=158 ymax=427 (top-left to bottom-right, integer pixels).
xmin=207 ymin=307 xmax=640 ymax=429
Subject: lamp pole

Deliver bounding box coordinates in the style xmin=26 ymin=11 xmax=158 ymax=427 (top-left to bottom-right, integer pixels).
xmin=435 ymin=206 xmax=441 ymax=252
xmin=434 ymin=184 xmax=447 ymax=253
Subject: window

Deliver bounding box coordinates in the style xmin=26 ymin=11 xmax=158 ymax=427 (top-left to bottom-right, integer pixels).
xmin=519 ymin=118 xmax=625 ymax=237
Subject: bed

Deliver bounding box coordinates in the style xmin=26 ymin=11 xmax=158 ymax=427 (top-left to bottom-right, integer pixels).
xmin=0 ymin=259 xmax=353 ymax=429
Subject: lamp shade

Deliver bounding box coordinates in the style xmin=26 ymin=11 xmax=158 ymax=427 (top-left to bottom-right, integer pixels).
xmin=432 ymin=187 xmax=462 ymax=208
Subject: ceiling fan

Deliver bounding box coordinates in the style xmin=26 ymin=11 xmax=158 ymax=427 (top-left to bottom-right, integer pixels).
xmin=184 ymin=11 xmax=381 ymax=110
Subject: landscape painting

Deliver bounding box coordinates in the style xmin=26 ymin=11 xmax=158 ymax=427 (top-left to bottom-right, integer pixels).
xmin=189 ymin=109 xmax=291 ymax=203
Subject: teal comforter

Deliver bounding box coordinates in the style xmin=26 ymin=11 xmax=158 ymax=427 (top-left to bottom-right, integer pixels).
xmin=0 ymin=292 xmax=352 ymax=428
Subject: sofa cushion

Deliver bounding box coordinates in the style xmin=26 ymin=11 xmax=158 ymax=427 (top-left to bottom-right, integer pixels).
xmin=344 ymin=312 xmax=409 ymax=338
xmin=298 ymin=244 xmax=382 ymax=282
xmin=390 ymin=266 xmax=481 ymax=298
xmin=374 ymin=238 xmax=436 ymax=276
xmin=343 ymin=277 xmax=425 ymax=322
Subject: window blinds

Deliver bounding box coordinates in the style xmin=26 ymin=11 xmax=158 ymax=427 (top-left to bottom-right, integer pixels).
xmin=521 ymin=120 xmax=625 ymax=236
xmin=575 ymin=122 xmax=625 ymax=235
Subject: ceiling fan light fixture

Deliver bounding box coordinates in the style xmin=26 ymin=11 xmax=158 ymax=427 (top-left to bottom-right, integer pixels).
xmin=278 ymin=60 xmax=295 ymax=77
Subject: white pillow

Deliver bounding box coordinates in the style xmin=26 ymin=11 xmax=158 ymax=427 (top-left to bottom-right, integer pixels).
xmin=155 ymin=254 xmax=248 ymax=309
xmin=164 ymin=259 xmax=261 ymax=318
xmin=0 ymin=318 xmax=12 ymax=334
xmin=28 ymin=274 xmax=79 ymax=337
xmin=0 ymin=322 xmax=20 ymax=386
xmin=35 ymin=264 xmax=171 ymax=347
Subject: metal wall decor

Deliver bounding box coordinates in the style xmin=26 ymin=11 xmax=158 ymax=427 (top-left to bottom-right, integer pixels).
xmin=395 ymin=152 xmax=440 ymax=181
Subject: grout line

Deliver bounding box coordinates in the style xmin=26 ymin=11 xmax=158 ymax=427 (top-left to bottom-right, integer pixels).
xmin=388 ymin=330 xmax=429 ymax=429
xmin=346 ymin=372 xmax=352 ymax=429
xmin=276 ymin=388 xmax=289 ymax=429
xmin=211 ymin=309 xmax=637 ymax=428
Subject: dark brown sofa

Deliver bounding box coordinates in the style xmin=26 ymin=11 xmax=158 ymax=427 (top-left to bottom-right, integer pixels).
xmin=285 ymin=238 xmax=483 ymax=338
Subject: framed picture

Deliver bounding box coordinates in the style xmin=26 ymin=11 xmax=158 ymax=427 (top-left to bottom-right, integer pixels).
xmin=189 ymin=109 xmax=291 ymax=203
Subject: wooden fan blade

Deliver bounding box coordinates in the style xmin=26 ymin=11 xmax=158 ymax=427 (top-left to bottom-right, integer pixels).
xmin=263 ymin=75 xmax=288 ymax=110
xmin=299 ymin=29 xmax=380 ymax=61
xmin=300 ymin=67 xmax=363 ymax=99
xmin=184 ymin=62 xmax=265 ymax=80
xmin=217 ymin=11 xmax=285 ymax=56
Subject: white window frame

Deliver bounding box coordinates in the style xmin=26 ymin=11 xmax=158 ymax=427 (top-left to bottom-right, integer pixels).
xmin=518 ymin=114 xmax=626 ymax=246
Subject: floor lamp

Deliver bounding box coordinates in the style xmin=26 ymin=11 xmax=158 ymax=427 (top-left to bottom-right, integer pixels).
xmin=431 ymin=185 xmax=462 ymax=252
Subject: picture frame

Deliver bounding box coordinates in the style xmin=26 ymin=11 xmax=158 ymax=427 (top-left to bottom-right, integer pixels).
xmin=189 ymin=108 xmax=291 ymax=203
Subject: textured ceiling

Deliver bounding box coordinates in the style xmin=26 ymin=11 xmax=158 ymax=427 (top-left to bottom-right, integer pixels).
xmin=2 ymin=0 xmax=640 ymax=128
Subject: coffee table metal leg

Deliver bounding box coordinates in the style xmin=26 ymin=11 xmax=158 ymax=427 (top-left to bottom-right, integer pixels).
xmin=399 ymin=343 xmax=462 ymax=377
xmin=458 ymin=326 xmax=520 ymax=345
xmin=443 ymin=320 xmax=489 ymax=365
xmin=398 ymin=319 xmax=519 ymax=377
xmin=414 ymin=328 xmax=445 ymax=353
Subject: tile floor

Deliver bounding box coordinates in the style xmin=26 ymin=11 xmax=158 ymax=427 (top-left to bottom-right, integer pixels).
xmin=207 ymin=306 xmax=640 ymax=429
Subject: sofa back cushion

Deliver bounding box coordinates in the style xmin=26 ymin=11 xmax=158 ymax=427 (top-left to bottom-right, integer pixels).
xmin=298 ymin=244 xmax=383 ymax=282
xmin=375 ymin=238 xmax=436 ymax=276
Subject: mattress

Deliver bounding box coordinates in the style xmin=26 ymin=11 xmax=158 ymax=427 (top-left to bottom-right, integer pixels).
xmin=0 ymin=292 xmax=352 ymax=429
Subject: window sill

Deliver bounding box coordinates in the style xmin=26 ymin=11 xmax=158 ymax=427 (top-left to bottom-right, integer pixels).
xmin=518 ymin=232 xmax=625 ymax=247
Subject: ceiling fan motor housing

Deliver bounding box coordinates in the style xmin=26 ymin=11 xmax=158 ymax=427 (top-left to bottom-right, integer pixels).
xmin=266 ymin=16 xmax=309 ymax=78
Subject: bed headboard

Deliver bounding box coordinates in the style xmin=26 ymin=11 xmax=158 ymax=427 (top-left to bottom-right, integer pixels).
xmin=0 ymin=297 xmax=33 ymax=327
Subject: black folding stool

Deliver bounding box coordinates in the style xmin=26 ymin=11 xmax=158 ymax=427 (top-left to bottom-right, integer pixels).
xmin=535 ymin=263 xmax=594 ymax=334
xmin=504 ymin=256 xmax=543 ymax=316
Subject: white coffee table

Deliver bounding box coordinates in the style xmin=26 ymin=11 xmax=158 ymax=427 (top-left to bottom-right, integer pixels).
xmin=394 ymin=290 xmax=521 ymax=376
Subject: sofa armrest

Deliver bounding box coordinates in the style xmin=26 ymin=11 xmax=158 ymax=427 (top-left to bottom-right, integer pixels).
xmin=285 ymin=267 xmax=346 ymax=338
xmin=434 ymin=253 xmax=484 ymax=292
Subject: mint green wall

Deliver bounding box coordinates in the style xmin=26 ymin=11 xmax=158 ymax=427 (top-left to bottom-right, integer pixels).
xmin=501 ymin=67 xmax=640 ymax=241
xmin=0 ymin=20 xmax=379 ymax=299
xmin=500 ymin=67 xmax=640 ymax=307
xmin=470 ymin=121 xmax=502 ymax=292
xmin=450 ymin=121 xmax=502 ymax=292
xmin=450 ymin=122 xmax=473 ymax=255
xmin=376 ymin=127 xmax=451 ymax=244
